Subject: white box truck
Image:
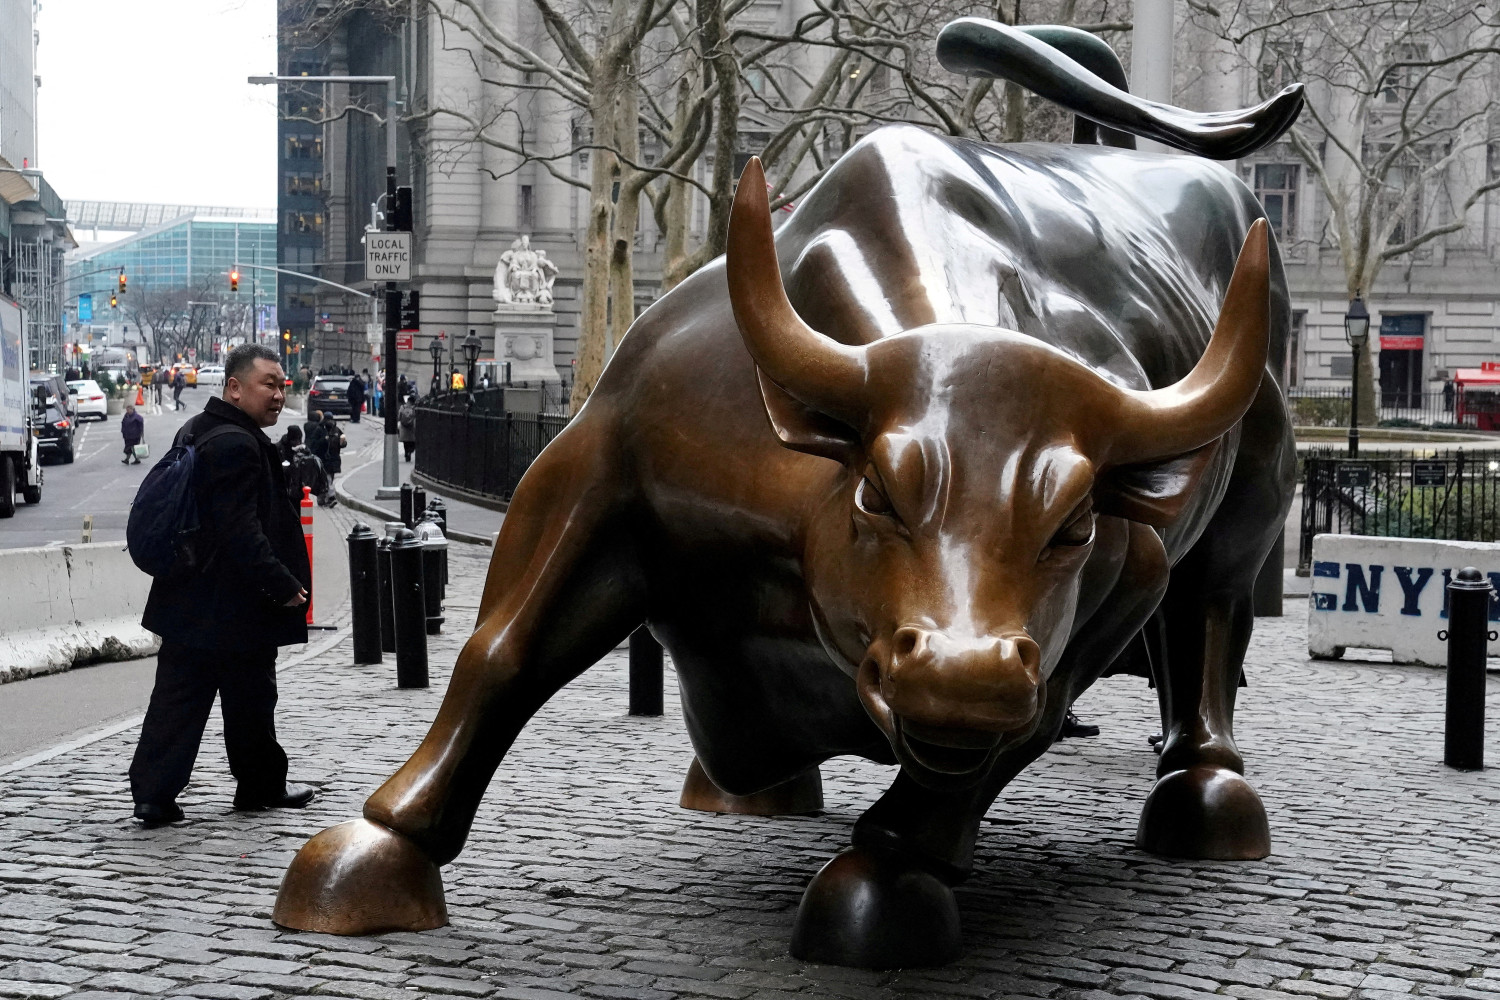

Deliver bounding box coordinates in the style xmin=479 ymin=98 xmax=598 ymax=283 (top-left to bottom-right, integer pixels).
xmin=0 ymin=294 xmax=43 ymax=516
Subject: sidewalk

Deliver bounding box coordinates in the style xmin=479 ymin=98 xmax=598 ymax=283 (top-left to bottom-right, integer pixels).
xmin=335 ymin=452 xmax=505 ymax=547
xmin=2 ymin=536 xmax=1499 ymax=999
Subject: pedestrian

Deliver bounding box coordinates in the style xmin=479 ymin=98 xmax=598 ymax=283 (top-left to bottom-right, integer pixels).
xmin=346 ymin=372 xmax=365 ymax=424
xmin=321 ymin=410 xmax=345 ymax=477
xmin=304 ymin=409 xmax=329 ymax=464
xmin=276 ymin=424 xmax=303 ymax=466
xmin=1444 ymin=378 xmax=1456 ymax=414
xmin=172 ymin=368 xmax=186 ymax=411
xmin=397 ymin=392 xmax=417 ymax=462
xmin=129 ymin=344 xmax=315 ymax=827
xmin=152 ymin=369 xmax=164 ymax=410
xmin=121 ymin=404 xmax=145 ymax=464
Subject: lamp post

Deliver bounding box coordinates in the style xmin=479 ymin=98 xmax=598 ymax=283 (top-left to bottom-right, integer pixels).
xmin=251 ymin=71 xmax=402 ymax=497
xmin=462 ymin=329 xmax=481 ymax=404
xmin=1344 ymin=292 xmax=1370 ymax=457
xmin=428 ymin=336 xmax=442 ymax=396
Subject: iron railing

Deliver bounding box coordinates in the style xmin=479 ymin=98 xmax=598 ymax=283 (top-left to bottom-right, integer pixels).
xmin=1298 ymin=449 xmax=1500 ymax=570
xmin=413 ymin=401 xmax=571 ymax=503
xmin=1287 ymin=387 xmax=1466 ymax=429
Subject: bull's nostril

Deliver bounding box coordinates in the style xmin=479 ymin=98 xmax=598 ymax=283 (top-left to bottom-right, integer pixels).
xmin=892 ymin=627 xmax=923 ymax=659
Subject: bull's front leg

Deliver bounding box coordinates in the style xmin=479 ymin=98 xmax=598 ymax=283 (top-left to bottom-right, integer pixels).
xmin=273 ymin=420 xmax=647 ymax=934
xmin=1136 ymin=420 xmax=1289 ymax=860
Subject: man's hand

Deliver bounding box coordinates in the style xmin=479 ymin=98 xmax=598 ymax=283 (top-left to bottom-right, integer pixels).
xmin=284 ymin=588 xmax=309 ymax=607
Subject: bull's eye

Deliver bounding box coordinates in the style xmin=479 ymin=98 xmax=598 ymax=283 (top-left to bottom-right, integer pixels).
xmin=1050 ymin=505 xmax=1095 ymax=548
xmin=855 ymin=475 xmax=895 ymax=517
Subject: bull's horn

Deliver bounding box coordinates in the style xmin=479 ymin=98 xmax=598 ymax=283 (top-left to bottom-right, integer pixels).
xmin=727 ymin=157 xmax=867 ymax=422
xmin=1110 ymin=219 xmax=1271 ymax=462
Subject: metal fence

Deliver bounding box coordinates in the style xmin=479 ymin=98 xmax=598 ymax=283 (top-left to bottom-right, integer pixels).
xmin=413 ymin=401 xmax=571 ymax=503
xmin=1287 ymin=387 xmax=1465 ymax=429
xmin=1298 ymin=449 xmax=1500 ymax=570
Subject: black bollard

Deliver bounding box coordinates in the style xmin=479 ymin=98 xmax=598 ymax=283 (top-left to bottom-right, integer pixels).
xmin=416 ymin=515 xmax=447 ymax=636
xmin=1443 ymin=567 xmax=1490 ymax=771
xmin=399 ymin=483 xmax=415 ymax=528
xmin=629 ymin=626 xmax=664 ymax=717
xmin=427 ymin=498 xmax=448 ymax=539
xmin=390 ymin=528 xmax=429 ymax=688
xmin=376 ymin=534 xmax=396 ymax=654
xmin=347 ymin=524 xmax=382 ymax=664
xmin=413 ymin=485 xmax=427 ymax=524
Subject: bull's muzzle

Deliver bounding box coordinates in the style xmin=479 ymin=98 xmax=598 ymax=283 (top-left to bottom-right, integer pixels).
xmin=858 ymin=626 xmax=1042 ymax=783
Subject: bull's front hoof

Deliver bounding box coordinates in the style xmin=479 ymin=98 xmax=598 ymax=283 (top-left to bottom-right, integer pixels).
xmin=679 ymin=756 xmax=824 ymax=816
xmin=789 ymin=846 xmax=961 ymax=968
xmin=272 ymin=819 xmax=448 ymax=934
xmin=1136 ymin=766 xmax=1271 ymax=860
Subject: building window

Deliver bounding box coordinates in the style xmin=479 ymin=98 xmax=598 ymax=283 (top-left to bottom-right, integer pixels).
xmin=1285 ymin=310 xmax=1304 ymax=389
xmin=1252 ymin=163 xmax=1299 ymax=242
xmin=285 ymin=135 xmax=323 ymax=160
xmin=285 ymin=211 xmax=323 ymax=235
xmin=1381 ymin=43 xmax=1429 ymax=105
xmin=285 ymin=174 xmax=322 ymax=196
xmin=520 ymin=185 xmax=534 ymax=230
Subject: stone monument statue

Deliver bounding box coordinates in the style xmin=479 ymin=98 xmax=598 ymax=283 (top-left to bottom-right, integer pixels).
xmin=493 ymin=235 xmax=558 ymax=307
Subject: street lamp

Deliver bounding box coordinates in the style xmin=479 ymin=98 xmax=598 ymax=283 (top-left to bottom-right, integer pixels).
xmin=428 ymin=336 xmax=443 ymax=395
xmin=462 ymin=329 xmax=481 ymax=403
xmin=1344 ymin=292 xmax=1370 ymax=457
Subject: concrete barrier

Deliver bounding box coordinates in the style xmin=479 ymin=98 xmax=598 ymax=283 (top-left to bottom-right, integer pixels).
xmin=0 ymin=542 xmax=159 ymax=683
xmin=1307 ymin=534 xmax=1500 ymax=667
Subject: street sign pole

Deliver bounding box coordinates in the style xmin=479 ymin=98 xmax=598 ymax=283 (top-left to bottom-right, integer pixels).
xmin=378 ymin=129 xmax=402 ymax=499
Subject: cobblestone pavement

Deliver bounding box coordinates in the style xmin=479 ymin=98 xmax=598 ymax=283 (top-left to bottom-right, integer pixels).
xmin=1 ymin=526 xmax=1498 ymax=999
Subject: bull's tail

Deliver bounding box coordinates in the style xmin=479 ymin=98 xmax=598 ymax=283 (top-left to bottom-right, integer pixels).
xmin=936 ymin=18 xmax=1302 ymax=160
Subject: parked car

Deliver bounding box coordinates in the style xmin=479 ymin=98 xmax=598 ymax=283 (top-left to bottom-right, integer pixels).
xmin=67 ymin=379 xmax=109 ymax=421
xmin=307 ymin=375 xmax=353 ymax=417
xmin=36 ymin=403 xmax=75 ymax=464
xmin=29 ymin=373 xmax=75 ymax=419
xmin=196 ymin=364 xmax=225 ymax=389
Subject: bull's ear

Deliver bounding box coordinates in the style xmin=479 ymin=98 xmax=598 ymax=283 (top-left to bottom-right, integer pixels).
xmin=1094 ymin=443 xmax=1219 ymax=527
xmin=757 ymin=368 xmax=860 ymax=463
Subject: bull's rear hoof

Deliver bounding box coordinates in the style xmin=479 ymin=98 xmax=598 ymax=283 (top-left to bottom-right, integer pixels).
xmin=1136 ymin=766 xmax=1271 ymax=860
xmin=272 ymin=819 xmax=448 ymax=934
xmin=679 ymin=756 xmax=824 ymax=816
xmin=790 ymin=846 xmax=961 ymax=968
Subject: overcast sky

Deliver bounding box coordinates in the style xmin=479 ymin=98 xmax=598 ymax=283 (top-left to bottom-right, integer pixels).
xmin=36 ymin=0 xmax=277 ymax=208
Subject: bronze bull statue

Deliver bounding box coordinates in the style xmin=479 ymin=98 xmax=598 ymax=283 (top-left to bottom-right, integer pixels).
xmin=275 ymin=19 xmax=1301 ymax=969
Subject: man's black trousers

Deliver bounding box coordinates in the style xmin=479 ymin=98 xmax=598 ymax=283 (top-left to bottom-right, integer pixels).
xmin=129 ymin=640 xmax=288 ymax=806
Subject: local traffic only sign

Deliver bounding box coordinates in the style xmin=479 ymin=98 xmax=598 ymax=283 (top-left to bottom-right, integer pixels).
xmin=366 ymin=231 xmax=411 ymax=282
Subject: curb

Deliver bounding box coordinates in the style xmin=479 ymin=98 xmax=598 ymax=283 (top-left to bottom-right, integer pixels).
xmin=332 ymin=478 xmax=496 ymax=547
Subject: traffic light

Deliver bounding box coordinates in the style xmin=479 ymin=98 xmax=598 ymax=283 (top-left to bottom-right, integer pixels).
xmin=282 ymin=331 xmax=290 ymax=341
xmin=109 ymin=293 xmax=118 ymax=309
xmin=117 ymin=268 xmax=127 ymax=296
xmin=399 ymin=290 xmax=420 ymax=330
xmin=393 ymin=185 xmax=413 ymax=231
xmin=229 ymin=269 xmax=240 ymax=292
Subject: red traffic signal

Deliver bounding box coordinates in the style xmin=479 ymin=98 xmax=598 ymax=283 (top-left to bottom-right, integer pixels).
xmin=229 ymin=269 xmax=240 ymax=292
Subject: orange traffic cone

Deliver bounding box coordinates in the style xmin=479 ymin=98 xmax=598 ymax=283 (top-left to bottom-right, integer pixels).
xmin=134 ymin=385 xmax=145 ymax=406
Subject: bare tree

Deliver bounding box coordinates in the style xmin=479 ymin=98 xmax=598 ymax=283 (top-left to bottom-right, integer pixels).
xmin=1189 ymin=0 xmax=1500 ymax=422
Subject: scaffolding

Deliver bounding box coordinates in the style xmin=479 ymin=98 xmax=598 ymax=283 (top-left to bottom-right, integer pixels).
xmin=11 ymin=234 xmax=63 ymax=371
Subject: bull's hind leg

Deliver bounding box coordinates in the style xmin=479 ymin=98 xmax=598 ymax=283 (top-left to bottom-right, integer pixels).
xmin=273 ymin=420 xmax=646 ymax=934
xmin=1136 ymin=398 xmax=1292 ymax=860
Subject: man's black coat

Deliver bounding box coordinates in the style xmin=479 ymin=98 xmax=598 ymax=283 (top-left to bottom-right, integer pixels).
xmin=142 ymin=397 xmax=311 ymax=649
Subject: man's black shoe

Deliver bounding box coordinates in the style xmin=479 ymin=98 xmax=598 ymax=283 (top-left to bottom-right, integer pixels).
xmin=233 ymin=783 xmax=316 ymax=811
xmin=133 ymin=802 xmax=185 ymax=827
xmin=1059 ymin=710 xmax=1100 ymax=739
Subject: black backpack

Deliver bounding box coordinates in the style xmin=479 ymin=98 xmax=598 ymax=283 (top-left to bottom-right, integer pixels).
xmin=126 ymin=424 xmax=250 ymax=579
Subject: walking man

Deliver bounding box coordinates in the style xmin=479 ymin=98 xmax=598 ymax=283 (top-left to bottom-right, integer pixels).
xmin=130 ymin=344 xmax=316 ymax=827
xmin=171 ymin=368 xmax=186 ymax=411
xmin=346 ymin=372 xmax=364 ymax=424
xmin=120 ymin=404 xmax=144 ymax=464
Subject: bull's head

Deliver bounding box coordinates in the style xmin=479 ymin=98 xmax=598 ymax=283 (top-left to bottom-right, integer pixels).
xmin=727 ymin=159 xmax=1270 ymax=789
